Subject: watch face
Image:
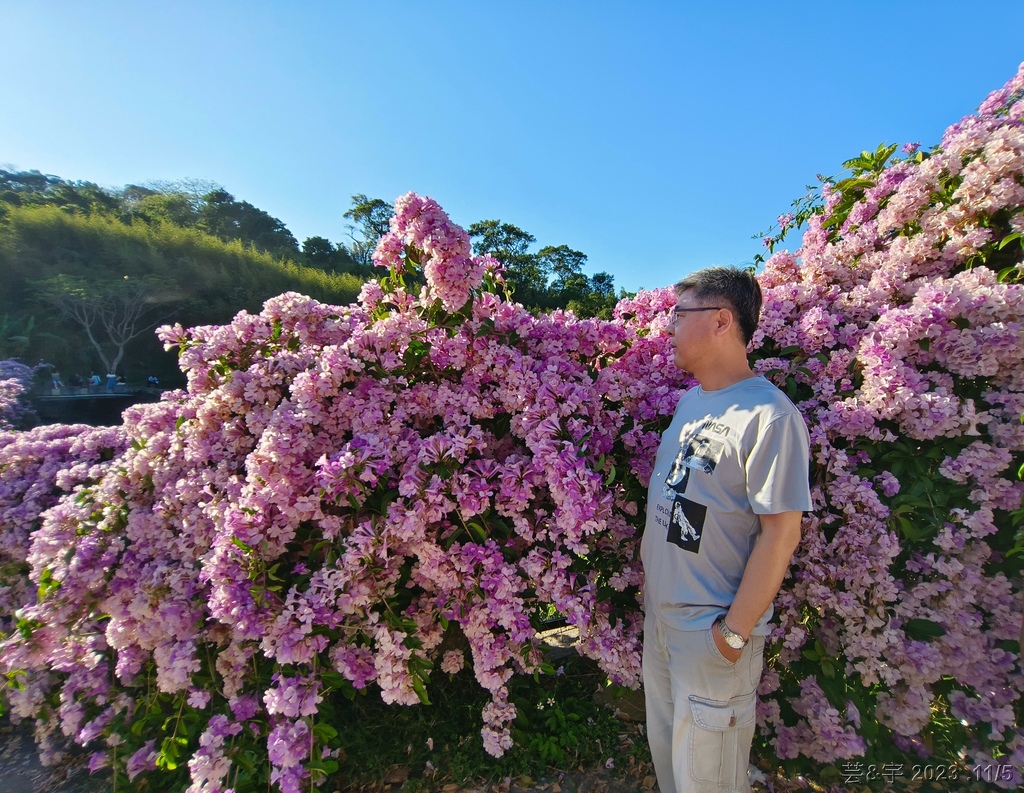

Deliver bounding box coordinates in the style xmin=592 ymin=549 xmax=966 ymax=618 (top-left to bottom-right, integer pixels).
xmin=719 ymin=621 xmax=746 ymax=649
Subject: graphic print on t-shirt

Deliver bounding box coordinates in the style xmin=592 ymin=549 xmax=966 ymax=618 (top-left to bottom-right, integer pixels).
xmin=662 ymin=432 xmax=725 ymax=553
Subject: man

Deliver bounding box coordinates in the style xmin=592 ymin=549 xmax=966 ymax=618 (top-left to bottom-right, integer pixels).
xmin=641 ymin=267 xmax=812 ymax=793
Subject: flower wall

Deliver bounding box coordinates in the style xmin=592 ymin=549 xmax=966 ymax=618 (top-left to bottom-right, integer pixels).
xmin=0 ymin=66 xmax=1022 ymax=792
xmin=752 ymin=64 xmax=1024 ymax=780
xmin=0 ymin=194 xmax=688 ymax=792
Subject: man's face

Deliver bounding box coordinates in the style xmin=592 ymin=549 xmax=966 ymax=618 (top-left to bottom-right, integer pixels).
xmin=670 ymin=292 xmax=722 ymax=371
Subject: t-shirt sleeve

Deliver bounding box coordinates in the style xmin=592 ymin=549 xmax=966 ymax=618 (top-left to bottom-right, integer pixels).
xmin=745 ymin=411 xmax=812 ymax=515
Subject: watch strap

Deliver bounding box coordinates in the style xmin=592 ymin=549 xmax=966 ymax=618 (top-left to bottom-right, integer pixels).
xmin=717 ymin=619 xmax=748 ymax=649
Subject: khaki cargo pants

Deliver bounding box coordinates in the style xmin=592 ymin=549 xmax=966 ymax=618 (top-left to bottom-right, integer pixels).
xmin=642 ymin=615 xmax=765 ymax=793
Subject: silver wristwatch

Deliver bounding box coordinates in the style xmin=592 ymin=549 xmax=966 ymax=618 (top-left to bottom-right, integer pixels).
xmin=716 ymin=619 xmax=748 ymax=650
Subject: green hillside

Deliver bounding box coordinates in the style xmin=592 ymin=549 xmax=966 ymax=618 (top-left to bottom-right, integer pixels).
xmin=0 ymin=173 xmax=366 ymax=384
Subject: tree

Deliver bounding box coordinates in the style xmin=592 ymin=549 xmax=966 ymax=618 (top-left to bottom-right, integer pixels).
xmin=468 ymin=220 xmax=549 ymax=305
xmin=302 ymin=236 xmax=337 ymax=267
xmin=467 ymin=221 xmax=619 ymax=314
xmin=118 ymin=184 xmax=160 ymax=208
xmin=0 ymin=169 xmax=62 ymax=195
xmin=127 ymin=192 xmax=200 ymax=227
xmin=35 ymin=274 xmax=177 ymax=375
xmin=0 ymin=314 xmax=37 ymax=359
xmin=301 ymin=236 xmax=360 ymax=274
xmin=538 ymin=244 xmax=590 ymax=303
xmin=145 ymin=178 xmax=220 ymax=212
xmin=198 ymin=190 xmax=300 ymax=258
xmin=0 ymin=314 xmax=66 ymax=362
xmin=590 ymin=272 xmax=616 ymax=299
xmin=342 ymin=195 xmax=393 ymax=267
xmin=565 ymin=271 xmax=622 ymax=319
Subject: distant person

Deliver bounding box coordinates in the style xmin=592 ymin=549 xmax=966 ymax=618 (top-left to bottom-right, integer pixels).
xmin=33 ymin=361 xmax=54 ymax=395
xmin=106 ymin=372 xmax=117 ymax=392
xmin=51 ymin=371 xmax=63 ymax=394
xmin=89 ymin=373 xmax=102 ymax=392
xmin=147 ymin=374 xmax=160 ymax=388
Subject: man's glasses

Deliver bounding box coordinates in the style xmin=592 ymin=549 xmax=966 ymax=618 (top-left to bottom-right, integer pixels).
xmin=672 ymin=306 xmax=723 ymax=317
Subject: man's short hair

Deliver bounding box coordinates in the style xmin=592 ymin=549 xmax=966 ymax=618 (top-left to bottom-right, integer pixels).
xmin=675 ymin=266 xmax=762 ymax=345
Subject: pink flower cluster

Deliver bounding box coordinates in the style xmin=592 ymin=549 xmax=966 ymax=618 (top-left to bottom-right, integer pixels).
xmin=0 ymin=422 xmax=126 ymax=631
xmin=373 ymin=193 xmax=500 ymax=311
xmin=0 ymin=360 xmax=36 ymax=430
xmin=0 ymin=64 xmax=1022 ymax=791
xmin=757 ymin=62 xmax=1024 ymax=785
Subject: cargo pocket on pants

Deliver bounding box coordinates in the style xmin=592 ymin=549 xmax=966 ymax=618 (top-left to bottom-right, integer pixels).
xmin=688 ymin=691 xmax=756 ymax=790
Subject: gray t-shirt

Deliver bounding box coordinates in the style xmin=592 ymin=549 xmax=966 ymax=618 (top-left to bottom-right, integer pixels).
xmin=641 ymin=375 xmax=812 ymax=635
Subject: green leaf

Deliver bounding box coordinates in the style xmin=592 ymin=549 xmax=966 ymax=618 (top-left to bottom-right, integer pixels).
xmin=231 ymin=536 xmax=252 ymax=553
xmin=834 ymin=177 xmax=876 ymax=194
xmin=37 ymin=568 xmax=60 ymax=600
xmin=372 ymin=488 xmax=400 ymax=515
xmin=904 ymin=618 xmax=946 ymax=640
xmin=15 ymin=617 xmax=38 ymax=640
xmin=157 ymin=736 xmax=181 ymax=770
xmin=411 ymin=674 xmax=431 ymax=705
xmin=998 ymin=232 xmax=1023 ymax=250
xmin=467 ymin=520 xmax=487 ymax=543
xmin=234 ymin=750 xmax=257 ymax=774
xmin=894 ymin=515 xmax=926 ymax=542
xmin=999 ymin=264 xmax=1023 ymax=283
xmin=313 ymin=722 xmax=339 ymax=742
xmin=311 ymin=539 xmax=333 ymax=555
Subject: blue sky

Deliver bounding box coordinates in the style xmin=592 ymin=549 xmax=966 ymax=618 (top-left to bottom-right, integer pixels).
xmin=2 ymin=1 xmax=1023 ymax=293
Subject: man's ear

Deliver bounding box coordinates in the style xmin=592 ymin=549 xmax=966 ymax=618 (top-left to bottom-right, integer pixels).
xmin=715 ymin=307 xmax=747 ymax=345
xmin=713 ymin=307 xmax=735 ymax=337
